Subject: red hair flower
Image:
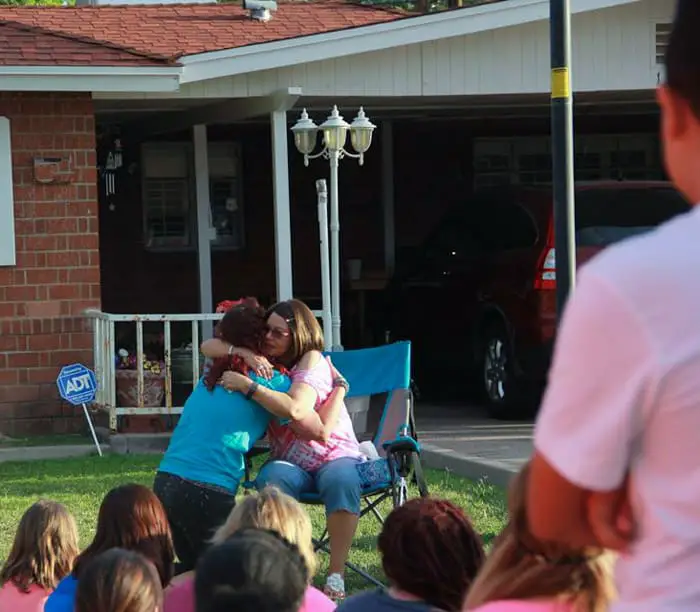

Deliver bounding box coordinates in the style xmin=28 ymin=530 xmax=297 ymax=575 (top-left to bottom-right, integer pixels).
xmin=215 ymin=297 xmax=259 ymax=314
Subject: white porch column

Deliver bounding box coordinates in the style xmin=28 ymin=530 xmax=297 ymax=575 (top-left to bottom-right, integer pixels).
xmin=382 ymin=121 xmax=396 ymax=274
xmin=271 ymin=109 xmax=294 ymax=301
xmin=193 ymin=124 xmax=214 ymax=339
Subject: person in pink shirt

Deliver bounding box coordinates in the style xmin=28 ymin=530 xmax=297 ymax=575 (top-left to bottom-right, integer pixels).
xmin=205 ymin=298 xmax=362 ymax=601
xmin=164 ymin=486 xmax=335 ymax=612
xmin=525 ymin=3 xmax=700 ymax=611
xmin=464 ymin=464 xmax=615 ymax=612
xmin=0 ymin=500 xmax=80 ymax=612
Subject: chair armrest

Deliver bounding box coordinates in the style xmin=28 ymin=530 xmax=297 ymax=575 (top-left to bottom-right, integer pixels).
xmin=382 ymin=435 xmax=420 ymax=455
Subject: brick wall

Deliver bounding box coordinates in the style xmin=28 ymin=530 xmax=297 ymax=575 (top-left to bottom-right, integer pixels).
xmin=0 ymin=93 xmax=100 ymax=437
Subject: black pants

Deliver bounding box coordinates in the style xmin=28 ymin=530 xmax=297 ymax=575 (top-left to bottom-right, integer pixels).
xmin=153 ymin=471 xmax=236 ymax=575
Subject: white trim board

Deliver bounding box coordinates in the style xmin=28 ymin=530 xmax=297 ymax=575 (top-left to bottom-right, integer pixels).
xmin=0 ymin=117 xmax=15 ymax=267
xmin=0 ymin=66 xmax=181 ymax=93
xmin=179 ymin=0 xmax=642 ymax=84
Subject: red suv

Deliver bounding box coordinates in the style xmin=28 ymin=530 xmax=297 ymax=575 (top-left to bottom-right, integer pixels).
xmin=387 ymin=181 xmax=689 ymax=419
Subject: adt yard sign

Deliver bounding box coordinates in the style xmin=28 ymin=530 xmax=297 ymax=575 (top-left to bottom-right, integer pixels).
xmin=56 ymin=364 xmax=102 ymax=457
xmin=57 ymin=364 xmax=97 ymax=405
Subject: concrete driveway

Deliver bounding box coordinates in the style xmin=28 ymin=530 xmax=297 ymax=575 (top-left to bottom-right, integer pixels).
xmin=415 ymin=402 xmax=533 ymax=487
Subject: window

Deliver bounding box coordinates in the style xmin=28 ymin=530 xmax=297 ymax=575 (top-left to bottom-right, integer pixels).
xmin=142 ymin=141 xmax=243 ymax=251
xmin=574 ymin=187 xmax=689 ymax=246
xmin=471 ymin=195 xmax=539 ymax=252
xmin=474 ymin=135 xmax=663 ymax=188
xmin=655 ymin=22 xmax=671 ymax=66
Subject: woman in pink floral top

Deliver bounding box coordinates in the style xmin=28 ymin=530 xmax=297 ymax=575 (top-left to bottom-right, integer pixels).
xmin=202 ymin=299 xmax=362 ymax=602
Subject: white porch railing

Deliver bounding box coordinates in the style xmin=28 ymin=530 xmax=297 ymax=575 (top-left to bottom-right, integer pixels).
xmin=85 ymin=308 xmax=325 ymax=432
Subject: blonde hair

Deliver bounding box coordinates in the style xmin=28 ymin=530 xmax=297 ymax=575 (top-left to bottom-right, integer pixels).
xmin=464 ymin=464 xmax=616 ymax=612
xmin=0 ymin=500 xmax=80 ymax=592
xmin=211 ymin=486 xmax=317 ymax=578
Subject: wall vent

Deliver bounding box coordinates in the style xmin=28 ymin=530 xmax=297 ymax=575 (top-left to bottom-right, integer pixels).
xmin=655 ymin=22 xmax=671 ymax=66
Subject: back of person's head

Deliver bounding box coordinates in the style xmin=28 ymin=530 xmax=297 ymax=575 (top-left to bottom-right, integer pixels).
xmin=211 ymin=486 xmax=317 ymax=578
xmin=464 ymin=463 xmax=616 ymax=612
xmin=378 ymin=497 xmax=485 ymax=611
xmin=194 ymin=528 xmax=308 ymax=612
xmin=658 ymin=0 xmax=700 ymax=202
xmin=75 ymin=548 xmax=162 ymax=612
xmin=0 ymin=500 xmax=79 ymax=592
xmin=205 ymin=298 xmax=267 ymax=390
xmin=73 ymin=484 xmax=174 ymax=587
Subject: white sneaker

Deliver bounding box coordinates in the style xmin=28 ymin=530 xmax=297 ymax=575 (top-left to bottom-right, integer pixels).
xmin=324 ymin=573 xmax=346 ymax=602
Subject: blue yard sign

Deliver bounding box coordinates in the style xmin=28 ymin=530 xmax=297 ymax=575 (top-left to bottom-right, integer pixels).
xmin=57 ymin=363 xmax=97 ymax=406
xmin=56 ymin=363 xmax=103 ymax=457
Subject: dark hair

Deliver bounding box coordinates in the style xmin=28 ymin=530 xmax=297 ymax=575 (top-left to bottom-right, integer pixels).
xmin=665 ymin=0 xmax=700 ymax=118
xmin=194 ymin=528 xmax=309 ymax=612
xmin=75 ymin=548 xmax=163 ymax=612
xmin=266 ymin=299 xmax=324 ymax=368
xmin=378 ymin=497 xmax=486 ymax=611
xmin=72 ymin=484 xmax=174 ymax=588
xmin=204 ymin=298 xmax=267 ymax=391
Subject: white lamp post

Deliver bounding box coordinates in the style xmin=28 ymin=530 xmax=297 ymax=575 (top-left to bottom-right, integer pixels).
xmin=291 ymin=106 xmax=376 ymax=351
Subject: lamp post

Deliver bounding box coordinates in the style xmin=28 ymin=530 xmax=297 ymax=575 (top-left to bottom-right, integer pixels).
xmin=291 ymin=105 xmax=376 ymax=351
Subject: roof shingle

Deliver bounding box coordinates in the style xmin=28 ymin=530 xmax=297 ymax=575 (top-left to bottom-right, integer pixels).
xmin=0 ymin=1 xmax=408 ymax=66
xmin=0 ymin=21 xmax=174 ymax=66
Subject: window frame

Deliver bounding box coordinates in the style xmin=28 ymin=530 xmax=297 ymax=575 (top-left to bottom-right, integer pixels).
xmin=141 ymin=140 xmax=244 ymax=253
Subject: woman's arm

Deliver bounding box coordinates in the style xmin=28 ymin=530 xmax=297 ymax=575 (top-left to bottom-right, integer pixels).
xmin=221 ymin=351 xmax=323 ymax=422
xmin=290 ymin=381 xmax=346 ymax=443
xmin=201 ymin=339 xmax=274 ymax=379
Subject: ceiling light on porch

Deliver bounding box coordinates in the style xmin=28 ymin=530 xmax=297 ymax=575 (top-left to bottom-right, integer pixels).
xmin=319 ymin=105 xmax=350 ymax=153
xmin=291 ymin=109 xmax=318 ymax=164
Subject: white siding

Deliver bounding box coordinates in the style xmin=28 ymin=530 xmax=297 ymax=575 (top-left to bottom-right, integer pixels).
xmin=99 ymin=0 xmax=675 ymax=101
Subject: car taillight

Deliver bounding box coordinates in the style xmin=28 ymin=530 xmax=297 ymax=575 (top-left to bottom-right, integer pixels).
xmin=535 ymin=247 xmax=556 ymax=289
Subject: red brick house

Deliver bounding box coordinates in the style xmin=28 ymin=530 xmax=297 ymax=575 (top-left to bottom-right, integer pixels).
xmin=0 ymin=0 xmax=668 ymax=435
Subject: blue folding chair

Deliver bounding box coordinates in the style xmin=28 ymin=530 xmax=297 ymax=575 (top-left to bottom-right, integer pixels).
xmin=243 ymin=341 xmax=428 ymax=587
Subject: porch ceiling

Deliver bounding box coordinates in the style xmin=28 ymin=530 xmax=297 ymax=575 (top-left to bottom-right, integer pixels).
xmin=96 ymin=90 xmax=658 ymax=131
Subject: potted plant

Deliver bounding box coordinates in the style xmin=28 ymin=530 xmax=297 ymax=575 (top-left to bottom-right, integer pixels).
xmin=115 ymin=349 xmax=166 ymax=409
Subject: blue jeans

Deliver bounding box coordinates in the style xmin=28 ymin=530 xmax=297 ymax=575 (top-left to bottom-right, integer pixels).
xmin=257 ymin=457 xmax=362 ymax=516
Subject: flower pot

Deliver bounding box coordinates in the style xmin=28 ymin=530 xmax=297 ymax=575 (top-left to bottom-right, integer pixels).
xmin=171 ymin=348 xmax=205 ymax=385
xmin=115 ymin=370 xmax=165 ymax=408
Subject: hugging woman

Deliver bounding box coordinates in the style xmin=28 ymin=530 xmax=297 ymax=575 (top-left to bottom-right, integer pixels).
xmin=154 ymin=299 xmax=344 ymax=575
xmin=203 ymin=298 xmax=363 ymax=601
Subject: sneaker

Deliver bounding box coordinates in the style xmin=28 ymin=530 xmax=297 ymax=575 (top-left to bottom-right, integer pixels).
xmin=323 ymin=573 xmax=346 ymax=602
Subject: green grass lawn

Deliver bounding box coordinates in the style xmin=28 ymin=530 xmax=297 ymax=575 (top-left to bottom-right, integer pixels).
xmin=0 ymin=434 xmax=90 ymax=448
xmin=0 ymin=454 xmax=507 ymax=593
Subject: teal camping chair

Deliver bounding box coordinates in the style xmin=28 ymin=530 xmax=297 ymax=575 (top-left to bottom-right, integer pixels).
xmin=243 ymin=341 xmax=428 ymax=587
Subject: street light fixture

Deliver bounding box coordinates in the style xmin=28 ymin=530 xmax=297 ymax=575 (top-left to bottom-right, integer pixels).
xmin=291 ymin=105 xmax=376 ymax=351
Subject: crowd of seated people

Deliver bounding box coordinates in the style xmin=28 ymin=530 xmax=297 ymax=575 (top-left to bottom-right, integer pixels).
xmin=0 ymin=467 xmax=619 ymax=612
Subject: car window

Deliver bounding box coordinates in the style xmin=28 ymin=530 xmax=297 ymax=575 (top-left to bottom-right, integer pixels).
xmin=426 ymin=193 xmax=539 ymax=257
xmin=472 ymin=197 xmax=539 ymax=251
xmin=424 ymin=213 xmax=482 ymax=261
xmin=575 ymin=188 xmax=689 ymax=246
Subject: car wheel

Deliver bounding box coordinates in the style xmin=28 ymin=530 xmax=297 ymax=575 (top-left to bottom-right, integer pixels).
xmin=480 ymin=324 xmax=526 ymax=420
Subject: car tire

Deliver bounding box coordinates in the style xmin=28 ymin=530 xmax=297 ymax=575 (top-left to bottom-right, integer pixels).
xmin=479 ymin=323 xmax=529 ymax=420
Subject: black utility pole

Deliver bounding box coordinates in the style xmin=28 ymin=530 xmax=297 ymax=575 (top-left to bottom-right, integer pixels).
xmin=550 ymin=0 xmax=577 ymax=319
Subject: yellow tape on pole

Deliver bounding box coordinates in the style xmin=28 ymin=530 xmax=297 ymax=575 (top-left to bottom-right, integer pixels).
xmin=551 ymin=67 xmax=570 ymax=99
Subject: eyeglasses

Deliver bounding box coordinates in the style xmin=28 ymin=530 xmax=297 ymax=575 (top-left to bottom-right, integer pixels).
xmin=266 ymin=326 xmax=290 ymax=339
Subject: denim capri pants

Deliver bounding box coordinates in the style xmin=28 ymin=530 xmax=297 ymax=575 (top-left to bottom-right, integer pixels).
xmin=256 ymin=457 xmax=362 ymax=515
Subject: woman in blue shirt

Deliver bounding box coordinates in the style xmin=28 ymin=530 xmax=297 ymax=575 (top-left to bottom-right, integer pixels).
xmin=153 ymin=299 xmax=341 ymax=574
